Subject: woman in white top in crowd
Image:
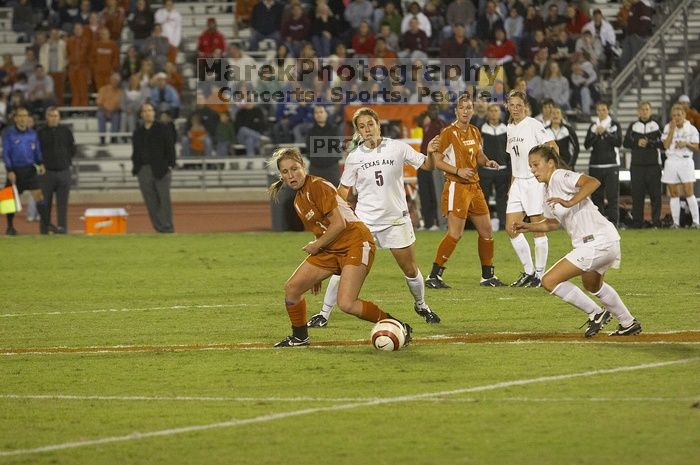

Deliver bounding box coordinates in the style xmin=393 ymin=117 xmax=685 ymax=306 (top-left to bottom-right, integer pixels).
xmin=514 ymin=144 xmax=642 ymax=337
xmin=307 ymin=107 xmax=441 ymax=328
xmin=661 ymin=103 xmax=700 ymax=228
xmin=505 ymin=90 xmax=559 ymax=288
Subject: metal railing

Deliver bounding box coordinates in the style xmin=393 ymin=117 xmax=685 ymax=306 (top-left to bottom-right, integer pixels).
xmin=611 ymin=0 xmax=697 ymax=116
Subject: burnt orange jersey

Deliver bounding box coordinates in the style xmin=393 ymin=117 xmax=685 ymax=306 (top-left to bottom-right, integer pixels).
xmin=438 ymin=122 xmax=483 ymax=184
xmin=294 ymin=175 xmax=373 ymax=254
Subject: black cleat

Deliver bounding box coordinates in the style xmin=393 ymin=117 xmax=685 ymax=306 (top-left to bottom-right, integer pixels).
xmin=609 ymin=319 xmax=642 ymax=336
xmin=480 ymin=276 xmax=505 ymax=287
xmin=306 ymin=314 xmax=328 ymax=328
xmin=511 ymin=272 xmax=536 ymax=287
xmin=273 ymin=335 xmax=310 ymax=347
xmin=426 ymin=275 xmax=450 ymax=289
xmin=414 ymin=303 xmax=441 ymax=324
xmin=527 ymin=276 xmax=542 ymax=288
xmin=6 ymin=227 xmax=17 ymax=236
xmin=402 ymin=322 xmax=413 ymax=346
xmin=584 ymin=309 xmax=612 ymax=338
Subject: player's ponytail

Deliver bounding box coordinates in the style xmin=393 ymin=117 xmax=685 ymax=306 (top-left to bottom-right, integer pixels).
xmin=267 ymin=146 xmax=305 ymax=201
xmin=528 ymin=144 xmax=569 ymax=170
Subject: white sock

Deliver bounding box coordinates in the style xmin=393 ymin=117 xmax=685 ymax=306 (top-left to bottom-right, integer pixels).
xmin=534 ymin=236 xmax=549 ymax=279
xmin=551 ymin=281 xmax=601 ymax=316
xmin=510 ymin=234 xmax=535 ymax=275
xmin=592 ymin=283 xmax=634 ymax=327
xmin=405 ymin=270 xmax=425 ymax=306
xmin=320 ymin=274 xmax=340 ymax=319
xmin=670 ymin=197 xmax=681 ymax=226
xmin=685 ymin=196 xmax=700 ymax=225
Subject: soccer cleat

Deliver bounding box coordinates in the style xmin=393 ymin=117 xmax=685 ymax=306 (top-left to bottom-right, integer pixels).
xmin=425 ymin=275 xmax=450 ymax=289
xmin=480 ymin=276 xmax=505 ymax=287
xmin=6 ymin=227 xmax=17 ymax=236
xmin=691 ymin=223 xmax=700 ymax=229
xmin=273 ymin=335 xmax=310 ymax=347
xmin=414 ymin=303 xmax=441 ymax=324
xmin=609 ymin=319 xmax=642 ymax=336
xmin=584 ymin=309 xmax=612 ymax=338
xmin=402 ymin=322 xmax=413 ymax=346
xmin=527 ymin=276 xmax=542 ymax=288
xmin=306 ymin=314 xmax=328 ymax=328
xmin=511 ymin=272 xmax=535 ymax=287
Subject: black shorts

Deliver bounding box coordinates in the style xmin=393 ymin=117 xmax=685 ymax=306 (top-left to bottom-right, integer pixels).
xmin=6 ymin=165 xmax=40 ymax=193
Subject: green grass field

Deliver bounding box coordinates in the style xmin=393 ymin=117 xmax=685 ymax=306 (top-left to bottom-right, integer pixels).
xmin=1 ymin=229 xmax=699 ymax=464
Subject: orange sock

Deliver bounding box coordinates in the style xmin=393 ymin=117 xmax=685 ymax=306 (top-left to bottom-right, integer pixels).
xmin=434 ymin=235 xmax=459 ymax=267
xmin=478 ymin=236 xmax=494 ymax=266
xmin=285 ymin=299 xmax=307 ymax=327
xmin=359 ymin=300 xmax=388 ymax=323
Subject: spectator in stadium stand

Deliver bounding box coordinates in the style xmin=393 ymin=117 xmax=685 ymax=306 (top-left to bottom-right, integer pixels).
xmin=197 ymin=18 xmax=227 ymax=59
xmin=662 ymin=103 xmax=700 ymax=228
xmin=550 ymin=29 xmax=575 ymax=73
xmin=305 ymin=105 xmax=341 ymax=186
xmin=26 ymin=65 xmax=55 ymax=115
xmin=181 ymin=114 xmax=213 ymax=157
xmin=543 ymin=4 xmax=567 ymax=39
xmin=149 ymin=72 xmax=180 ymax=119
xmin=615 ymin=0 xmax=631 ymax=31
xmin=350 ymin=20 xmax=375 ymax=58
xmin=677 ymin=95 xmax=700 ymax=130
xmin=2 ymin=107 xmax=48 ymax=235
xmin=281 ymin=3 xmax=312 ymax=57
xmin=121 ymin=74 xmax=147 ymax=137
xmin=91 ymin=27 xmax=119 ymax=91
xmin=373 ymin=37 xmax=398 ymax=60
xmin=542 ymin=61 xmax=571 ymax=111
xmin=39 ymin=29 xmax=67 ymax=106
xmin=311 ymin=2 xmax=337 ymax=58
xmin=623 ymin=100 xmax=663 ymax=228
xmin=234 ymin=101 xmax=268 ymax=157
xmin=141 ymin=23 xmax=171 ymax=72
xmin=1 ymin=54 xmax=18 ymax=89
xmin=96 ymin=72 xmax=123 ymax=145
xmin=377 ymin=23 xmax=400 ymax=53
xmin=476 ymin=0 xmax=503 ymax=41
xmin=101 ymin=0 xmax=125 ymax=42
xmin=484 ymin=27 xmax=517 ymax=84
xmin=524 ymin=28 xmax=548 ymax=62
xmin=575 ymin=29 xmax=604 ymax=68
xmin=77 ymin=0 xmax=91 ymax=23
xmin=131 ymin=102 xmax=176 ymax=233
xmin=423 ymin=1 xmax=446 ymax=47
xmin=154 ymin=0 xmax=182 ymax=49
xmin=532 ymin=46 xmax=549 ymax=76
xmin=581 ymin=9 xmax=617 ymax=69
xmin=164 ymin=62 xmax=183 ymax=96
xmin=570 ymin=51 xmax=598 ymax=117
xmin=128 ymin=0 xmax=155 ymax=53
xmin=36 ymin=106 xmax=74 ymax=234
xmin=478 ymin=102 xmax=510 ymax=230
xmin=619 ymin=0 xmax=654 ymax=69
xmin=345 ymin=0 xmax=374 ymax=30
xmin=12 ymin=0 xmax=36 ymax=44
xmin=66 ymin=22 xmax=91 ymax=106
xmin=249 ymin=0 xmax=284 ymax=51
xmin=136 ymin=58 xmax=155 ymax=89
xmin=523 ymin=4 xmax=544 ymax=44
xmin=535 ymin=98 xmax=555 ymax=128
xmin=29 ymin=32 xmax=47 ymax=62
xmin=439 ymin=22 xmax=468 ymax=58
xmin=377 ymin=2 xmax=402 ymax=37
xmin=565 ymin=3 xmax=589 ymax=38
xmin=470 ymin=97 xmax=489 ymax=129
xmin=85 ymin=12 xmax=101 ymax=42
xmin=585 ymin=101 xmax=623 ymax=226
xmin=444 ymin=0 xmax=476 ymax=39
xmin=120 ymin=45 xmax=142 ymax=81
xmin=417 ymin=104 xmax=446 ymax=231
xmin=214 ymin=111 xmax=236 ymax=157
xmin=399 ymin=17 xmax=429 ymax=59
xmin=504 ymin=8 xmax=524 ymax=52
xmin=545 ymin=106 xmax=580 ymax=169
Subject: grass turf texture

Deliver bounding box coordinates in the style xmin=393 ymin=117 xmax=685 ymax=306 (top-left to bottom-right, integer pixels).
xmin=1 ymin=229 xmax=699 ymax=464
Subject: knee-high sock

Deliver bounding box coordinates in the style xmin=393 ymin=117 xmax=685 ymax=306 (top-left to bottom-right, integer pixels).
xmin=685 ymin=196 xmax=700 ymax=225
xmin=534 ymin=236 xmax=548 ymax=279
xmin=285 ymin=299 xmax=307 ymax=327
xmin=551 ymin=281 xmax=601 ymax=316
xmin=592 ymin=283 xmax=634 ymax=327
xmin=670 ymin=197 xmax=680 ymax=226
xmin=478 ymin=236 xmax=494 ymax=267
xmin=434 ymin=235 xmax=458 ymax=267
xmin=359 ymin=300 xmax=388 ymax=323
xmin=510 ymin=234 xmax=534 ymax=275
xmin=320 ymin=274 xmax=340 ymax=319
xmin=405 ymin=270 xmax=425 ymax=306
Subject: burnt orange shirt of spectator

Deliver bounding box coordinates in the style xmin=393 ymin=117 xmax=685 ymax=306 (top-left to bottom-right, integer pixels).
xmin=437 ymin=121 xmax=483 ymax=184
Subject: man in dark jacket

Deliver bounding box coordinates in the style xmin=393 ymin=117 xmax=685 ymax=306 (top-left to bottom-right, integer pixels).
xmin=37 ymin=106 xmax=75 ymax=234
xmin=478 ymin=103 xmax=510 ymax=230
xmin=623 ymin=101 xmax=663 ymax=228
xmin=131 ymin=102 xmax=176 ymax=233
xmin=305 ymin=105 xmax=341 ymax=186
xmin=585 ymin=101 xmax=622 ymax=225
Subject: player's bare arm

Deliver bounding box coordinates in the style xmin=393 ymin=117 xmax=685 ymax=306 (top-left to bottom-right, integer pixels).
xmin=477 ymin=149 xmax=499 ymax=169
xmin=547 ymin=175 xmax=600 ymax=209
xmin=513 ymin=217 xmax=560 ymax=234
xmin=302 ymin=207 xmax=346 ymax=255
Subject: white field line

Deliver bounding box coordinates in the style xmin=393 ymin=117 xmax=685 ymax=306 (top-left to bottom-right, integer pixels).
xmin=0 ymin=394 xmax=696 ymax=403
xmin=0 ymin=304 xmax=249 ymax=318
xmin=0 ymin=358 xmax=696 ymax=458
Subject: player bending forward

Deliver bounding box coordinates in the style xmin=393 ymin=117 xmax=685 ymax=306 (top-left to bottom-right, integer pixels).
xmin=514 ymin=144 xmax=642 ymax=337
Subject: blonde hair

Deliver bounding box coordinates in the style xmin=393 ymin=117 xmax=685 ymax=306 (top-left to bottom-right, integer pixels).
xmin=507 ymin=90 xmax=529 ymax=123
xmin=267 ymin=146 xmax=305 ymax=200
xmin=350 ymin=107 xmax=379 ymax=150
xmin=671 ymin=103 xmax=686 ymax=115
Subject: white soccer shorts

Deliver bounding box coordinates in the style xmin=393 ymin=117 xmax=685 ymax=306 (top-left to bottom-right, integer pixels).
xmin=564 ymin=241 xmax=621 ymax=274
xmin=369 ymin=221 xmax=415 ymax=249
xmin=661 ymin=157 xmax=696 ymax=184
xmin=506 ymin=177 xmax=546 ymax=216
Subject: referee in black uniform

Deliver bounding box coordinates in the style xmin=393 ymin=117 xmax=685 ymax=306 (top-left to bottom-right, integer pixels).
xmin=38 ymin=106 xmax=75 ymax=234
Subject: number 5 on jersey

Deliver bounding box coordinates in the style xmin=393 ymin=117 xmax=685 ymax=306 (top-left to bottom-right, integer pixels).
xmin=375 ymin=170 xmax=384 ymax=186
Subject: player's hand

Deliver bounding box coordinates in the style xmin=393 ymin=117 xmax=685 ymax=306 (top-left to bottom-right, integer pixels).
xmin=484 ymin=160 xmax=499 ymax=169
xmin=428 ymin=135 xmax=440 ymax=154
xmin=676 ymin=140 xmax=686 ymax=148
xmin=456 ymin=167 xmax=474 ymax=179
xmin=595 ymin=126 xmax=605 ymax=135
xmin=303 ymin=240 xmax=322 ymax=255
xmin=547 ymin=196 xmax=572 ymax=208
xmin=36 ymin=164 xmax=46 ymax=175
xmin=512 ymin=221 xmax=530 ymax=233
xmin=311 ymin=281 xmax=323 ymax=295
xmin=638 ymin=138 xmax=648 ymax=148
xmin=7 ymin=172 xmax=16 ymax=184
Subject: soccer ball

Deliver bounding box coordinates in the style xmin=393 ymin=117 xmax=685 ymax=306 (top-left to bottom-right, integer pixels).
xmin=370 ymin=319 xmax=406 ymax=351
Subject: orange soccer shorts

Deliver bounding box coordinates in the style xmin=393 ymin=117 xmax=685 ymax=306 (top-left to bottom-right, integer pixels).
xmin=441 ymin=181 xmax=490 ymax=219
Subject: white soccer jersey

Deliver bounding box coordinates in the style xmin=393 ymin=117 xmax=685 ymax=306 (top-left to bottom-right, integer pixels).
xmin=544 ymin=169 xmax=620 ymax=248
xmin=341 ymin=138 xmax=425 ymax=226
xmin=662 ymin=121 xmax=699 ymax=159
xmin=507 ymin=117 xmax=554 ymax=178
